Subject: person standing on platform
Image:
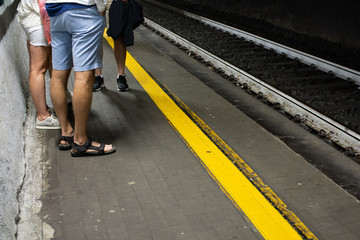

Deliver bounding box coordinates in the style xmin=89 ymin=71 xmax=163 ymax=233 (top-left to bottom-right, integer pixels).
xmin=46 ymin=0 xmax=116 ymax=156
xmin=17 ymin=0 xmax=60 ymax=130
xmin=93 ymin=0 xmax=143 ymax=92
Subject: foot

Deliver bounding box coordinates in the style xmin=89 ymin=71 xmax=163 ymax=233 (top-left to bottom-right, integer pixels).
xmin=36 ymin=113 xmax=61 ymax=130
xmin=117 ymin=75 xmax=129 ymax=92
xmin=93 ymin=75 xmax=105 ymax=92
xmin=59 ymin=135 xmax=74 ymax=150
xmin=71 ymin=139 xmax=115 ymax=157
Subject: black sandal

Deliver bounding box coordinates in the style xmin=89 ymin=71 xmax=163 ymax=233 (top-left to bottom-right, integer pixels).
xmin=70 ymin=139 xmax=116 ymax=157
xmin=59 ymin=135 xmax=74 ymax=151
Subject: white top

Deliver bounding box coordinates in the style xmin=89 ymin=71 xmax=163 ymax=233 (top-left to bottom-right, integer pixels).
xmin=17 ymin=0 xmax=41 ymax=29
xmin=45 ymin=0 xmax=107 ymax=13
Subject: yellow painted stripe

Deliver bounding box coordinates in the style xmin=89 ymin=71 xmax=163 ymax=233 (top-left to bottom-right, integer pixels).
xmin=160 ymin=84 xmax=316 ymax=239
xmin=103 ymin=32 xmax=314 ymax=240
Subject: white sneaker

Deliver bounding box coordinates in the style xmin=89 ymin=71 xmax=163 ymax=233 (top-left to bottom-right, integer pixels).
xmin=36 ymin=114 xmax=61 ymax=130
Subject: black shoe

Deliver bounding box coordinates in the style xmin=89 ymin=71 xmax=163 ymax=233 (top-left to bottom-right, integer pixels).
xmin=117 ymin=75 xmax=129 ymax=92
xmin=93 ymin=75 xmax=104 ymax=92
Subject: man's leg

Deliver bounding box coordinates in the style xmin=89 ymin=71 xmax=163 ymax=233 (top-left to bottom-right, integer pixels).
xmin=72 ymin=70 xmax=114 ymax=152
xmin=93 ymin=52 xmax=104 ymax=93
xmin=94 ymin=46 xmax=103 ymax=77
xmin=51 ymin=69 xmax=73 ymax=140
xmin=114 ymin=38 xmax=129 ymax=91
xmin=114 ymin=38 xmax=126 ymax=75
xmin=72 ymin=70 xmax=94 ymax=144
xmin=93 ymin=67 xmax=104 ymax=92
xmin=95 ymin=68 xmax=102 ymax=76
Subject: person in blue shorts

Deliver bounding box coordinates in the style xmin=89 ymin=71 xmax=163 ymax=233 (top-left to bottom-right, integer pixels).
xmin=46 ymin=0 xmax=116 ymax=157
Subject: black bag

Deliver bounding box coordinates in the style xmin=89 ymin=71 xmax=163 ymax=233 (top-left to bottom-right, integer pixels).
xmin=107 ymin=0 xmax=144 ymax=46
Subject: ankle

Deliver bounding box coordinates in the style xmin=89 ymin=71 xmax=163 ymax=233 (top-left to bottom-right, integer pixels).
xmin=61 ymin=125 xmax=73 ymax=136
xmin=62 ymin=131 xmax=74 ymax=137
xmin=74 ymin=136 xmax=88 ymax=145
xmin=37 ymin=113 xmax=51 ymax=121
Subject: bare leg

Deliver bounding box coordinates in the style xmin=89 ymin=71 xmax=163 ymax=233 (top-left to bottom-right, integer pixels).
xmin=72 ymin=70 xmax=113 ymax=152
xmin=72 ymin=70 xmax=94 ymax=144
xmin=51 ymin=69 xmax=73 ymax=140
xmin=95 ymin=68 xmax=102 ymax=76
xmin=114 ymin=38 xmax=126 ymax=75
xmin=27 ymin=41 xmax=51 ymax=120
xmin=95 ymin=46 xmax=103 ymax=76
xmin=93 ymin=47 xmax=104 ymax=92
xmin=48 ymin=48 xmax=52 ymax=78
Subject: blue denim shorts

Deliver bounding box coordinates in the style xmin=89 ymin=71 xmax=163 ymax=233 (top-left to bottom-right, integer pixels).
xmin=50 ymin=6 xmax=105 ymax=71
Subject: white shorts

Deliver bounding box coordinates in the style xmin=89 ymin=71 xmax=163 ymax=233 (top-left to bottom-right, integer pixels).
xmin=24 ymin=25 xmax=49 ymax=47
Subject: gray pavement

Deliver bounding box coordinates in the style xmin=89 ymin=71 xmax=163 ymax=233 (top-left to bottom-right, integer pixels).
xmin=19 ymin=26 xmax=360 ymax=240
xmin=131 ymin=26 xmax=360 ymax=240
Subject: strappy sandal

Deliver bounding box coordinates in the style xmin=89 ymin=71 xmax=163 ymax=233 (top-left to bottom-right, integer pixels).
xmin=59 ymin=135 xmax=74 ymax=150
xmin=70 ymin=139 xmax=116 ymax=157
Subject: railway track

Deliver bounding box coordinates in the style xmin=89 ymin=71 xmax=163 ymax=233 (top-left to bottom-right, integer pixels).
xmin=138 ymin=0 xmax=360 ymax=157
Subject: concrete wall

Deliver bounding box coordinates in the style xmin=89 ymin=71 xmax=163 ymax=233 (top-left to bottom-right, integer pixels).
xmin=162 ymin=0 xmax=360 ymax=50
xmin=0 ymin=0 xmax=29 ymax=239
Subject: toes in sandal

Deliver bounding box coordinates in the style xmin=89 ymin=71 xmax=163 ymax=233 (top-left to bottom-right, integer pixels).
xmin=59 ymin=135 xmax=74 ymax=151
xmin=70 ymin=139 xmax=116 ymax=157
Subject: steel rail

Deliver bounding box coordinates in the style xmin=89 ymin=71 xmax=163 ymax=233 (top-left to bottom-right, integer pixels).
xmin=144 ymin=18 xmax=360 ymax=155
xmin=147 ymin=0 xmax=360 ymax=85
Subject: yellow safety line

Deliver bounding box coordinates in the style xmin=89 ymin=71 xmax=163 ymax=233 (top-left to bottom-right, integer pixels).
xmin=103 ymin=32 xmax=315 ymax=240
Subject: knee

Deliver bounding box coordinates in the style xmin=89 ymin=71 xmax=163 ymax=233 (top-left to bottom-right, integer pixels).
xmin=39 ymin=66 xmax=49 ymax=75
xmin=114 ymin=38 xmax=124 ymax=45
xmin=30 ymin=62 xmax=49 ymax=76
xmin=75 ymin=71 xmax=95 ymax=87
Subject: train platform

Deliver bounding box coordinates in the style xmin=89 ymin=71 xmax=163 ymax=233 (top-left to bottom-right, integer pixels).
xmin=18 ymin=25 xmax=360 ymax=240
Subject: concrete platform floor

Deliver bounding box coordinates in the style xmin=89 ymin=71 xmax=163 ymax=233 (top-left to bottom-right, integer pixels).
xmin=17 ymin=26 xmax=360 ymax=240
